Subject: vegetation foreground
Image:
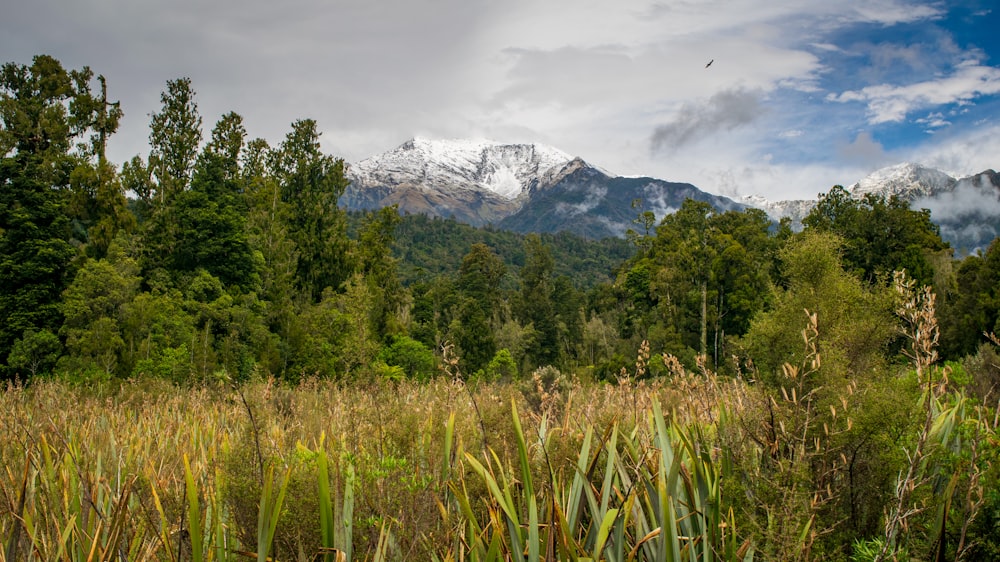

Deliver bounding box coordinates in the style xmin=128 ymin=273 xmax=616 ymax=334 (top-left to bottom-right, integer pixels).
xmin=2 ymin=279 xmax=999 ymax=562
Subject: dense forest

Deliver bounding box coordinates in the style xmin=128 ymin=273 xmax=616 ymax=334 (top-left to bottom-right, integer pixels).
xmin=3 ymin=55 xmax=1000 ymax=561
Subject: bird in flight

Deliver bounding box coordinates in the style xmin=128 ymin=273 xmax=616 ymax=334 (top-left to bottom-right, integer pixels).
xmin=705 ymin=59 xmax=714 ymax=68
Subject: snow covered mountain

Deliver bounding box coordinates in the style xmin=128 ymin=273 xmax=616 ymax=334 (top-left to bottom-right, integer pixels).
xmin=850 ymin=163 xmax=956 ymax=199
xmin=341 ymin=137 xmax=744 ymax=238
xmin=349 ymin=137 xmax=574 ymax=199
xmin=342 ymin=138 xmax=579 ymax=225
xmin=342 ymin=138 xmax=998 ymax=248
xmin=743 ymin=163 xmax=1000 ymax=253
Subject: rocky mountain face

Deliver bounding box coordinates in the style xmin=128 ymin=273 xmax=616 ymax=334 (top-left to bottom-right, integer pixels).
xmin=342 ymin=138 xmax=573 ymax=226
xmin=744 ymin=163 xmax=1000 ymax=253
xmin=342 ymin=138 xmax=743 ymax=239
xmin=497 ymin=160 xmax=744 ymax=238
xmin=343 ymin=139 xmax=998 ymax=249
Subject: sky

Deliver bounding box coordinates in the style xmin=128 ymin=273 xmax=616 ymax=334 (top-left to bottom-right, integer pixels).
xmin=3 ymin=0 xmax=999 ymax=201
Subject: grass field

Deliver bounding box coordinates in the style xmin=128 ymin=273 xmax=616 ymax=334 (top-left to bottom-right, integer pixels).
xmin=1 ymin=331 xmax=996 ymax=561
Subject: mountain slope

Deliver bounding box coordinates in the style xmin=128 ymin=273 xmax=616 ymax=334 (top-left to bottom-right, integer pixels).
xmin=342 ymin=138 xmax=575 ymax=225
xmin=499 ymin=160 xmax=745 ymax=238
xmin=743 ymin=163 xmax=1000 ymax=253
xmin=342 ymin=138 xmax=743 ymax=238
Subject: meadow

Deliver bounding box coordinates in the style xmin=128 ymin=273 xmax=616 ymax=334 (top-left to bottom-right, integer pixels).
xmin=2 ymin=309 xmax=997 ymax=562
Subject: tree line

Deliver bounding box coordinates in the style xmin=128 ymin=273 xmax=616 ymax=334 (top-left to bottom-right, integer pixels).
xmin=2 ymin=55 xmax=999 ymax=394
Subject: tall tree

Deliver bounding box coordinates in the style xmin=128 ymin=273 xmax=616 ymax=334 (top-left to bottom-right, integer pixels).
xmin=172 ymin=112 xmax=257 ymax=290
xmin=270 ymin=119 xmax=353 ymax=300
xmin=243 ymin=138 xmax=299 ymax=373
xmin=939 ymin=239 xmax=1000 ymax=358
xmin=0 ymin=55 xmax=104 ymax=377
xmin=451 ymin=243 xmax=507 ymax=374
xmin=356 ymin=205 xmax=404 ymax=339
xmin=147 ymin=77 xmax=202 ymax=200
xmin=802 ymin=185 xmax=949 ymax=287
xmin=518 ymin=234 xmax=561 ymax=369
xmin=64 ymin=72 xmax=132 ymax=259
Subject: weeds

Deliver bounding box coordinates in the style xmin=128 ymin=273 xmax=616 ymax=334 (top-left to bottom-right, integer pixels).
xmin=0 ymin=303 xmax=996 ymax=561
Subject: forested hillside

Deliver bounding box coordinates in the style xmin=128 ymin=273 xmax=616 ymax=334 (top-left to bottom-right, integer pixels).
xmin=3 ymin=55 xmax=1000 ymax=560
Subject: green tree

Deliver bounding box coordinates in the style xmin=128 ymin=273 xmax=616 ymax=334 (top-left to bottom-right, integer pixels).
xmin=939 ymin=239 xmax=1000 ymax=358
xmin=739 ymin=231 xmax=896 ymax=382
xmin=172 ymin=112 xmax=258 ymax=290
xmin=617 ymin=202 xmax=777 ymax=368
xmin=138 ymin=78 xmax=204 ymax=286
xmin=451 ymin=298 xmax=496 ymax=375
xmin=7 ymin=329 xmax=62 ymax=378
xmin=243 ymin=142 xmax=300 ymax=374
xmin=457 ymin=243 xmax=506 ymax=310
xmin=148 ymin=77 xmax=202 ymax=198
xmin=270 ymin=119 xmax=353 ymax=300
xmin=356 ymin=206 xmax=405 ymax=339
xmin=0 ymin=55 xmax=104 ymax=377
xmin=58 ymin=242 xmax=141 ymax=377
xmin=64 ymin=72 xmax=132 ymax=259
xmin=802 ymin=185 xmax=949 ymax=287
xmin=378 ymin=335 xmax=437 ymax=381
xmin=518 ymin=234 xmax=561 ymax=369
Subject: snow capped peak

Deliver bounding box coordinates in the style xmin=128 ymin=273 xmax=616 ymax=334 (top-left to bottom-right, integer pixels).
xmin=850 ymin=162 xmax=956 ymax=199
xmin=351 ymin=137 xmax=575 ymax=200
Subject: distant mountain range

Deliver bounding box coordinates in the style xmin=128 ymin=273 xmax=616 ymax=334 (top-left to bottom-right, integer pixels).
xmin=748 ymin=163 xmax=1000 ymax=253
xmin=342 ymin=138 xmax=742 ymax=239
xmin=341 ymin=138 xmax=1000 ymax=251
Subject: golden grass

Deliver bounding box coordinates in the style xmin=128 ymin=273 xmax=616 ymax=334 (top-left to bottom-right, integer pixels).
xmin=0 ymin=373 xmax=742 ymax=561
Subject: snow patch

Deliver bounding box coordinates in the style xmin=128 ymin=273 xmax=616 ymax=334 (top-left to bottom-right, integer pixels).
xmin=350 ymin=137 xmax=575 ymax=200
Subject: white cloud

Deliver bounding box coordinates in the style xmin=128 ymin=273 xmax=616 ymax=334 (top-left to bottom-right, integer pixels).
xmin=828 ymin=62 xmax=1000 ymax=124
xmin=904 ymin=122 xmax=1000 ymax=178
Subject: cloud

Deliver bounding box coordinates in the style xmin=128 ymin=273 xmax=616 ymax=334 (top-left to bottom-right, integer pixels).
xmin=915 ymin=112 xmax=951 ymax=129
xmin=828 ymin=61 xmax=1000 ymax=124
xmin=555 ymin=186 xmax=607 ymax=217
xmin=650 ymin=88 xmax=763 ymax=152
xmin=837 ymin=131 xmax=888 ymax=167
xmin=914 ymin=176 xmax=1000 ymax=221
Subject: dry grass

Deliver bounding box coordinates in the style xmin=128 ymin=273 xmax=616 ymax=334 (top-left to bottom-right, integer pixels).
xmin=1 ymin=325 xmax=994 ymax=562
xmin=0 ymin=371 xmax=742 ymax=561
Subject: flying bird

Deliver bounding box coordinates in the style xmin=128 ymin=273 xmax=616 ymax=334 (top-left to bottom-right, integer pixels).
xmin=705 ymin=59 xmax=714 ymax=68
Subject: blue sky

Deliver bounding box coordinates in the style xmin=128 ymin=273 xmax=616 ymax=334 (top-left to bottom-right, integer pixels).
xmin=2 ymin=0 xmax=998 ymax=200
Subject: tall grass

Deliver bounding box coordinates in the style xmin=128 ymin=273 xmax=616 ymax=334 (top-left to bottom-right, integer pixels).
xmin=1 ymin=319 xmax=996 ymax=562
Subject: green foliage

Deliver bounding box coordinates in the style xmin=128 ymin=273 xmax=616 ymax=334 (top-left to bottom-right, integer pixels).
xmin=7 ymin=329 xmax=62 ymax=378
xmin=802 ymin=185 xmax=948 ymax=287
xmin=388 ymin=212 xmax=634 ymax=289
xmin=939 ymin=237 xmax=1000 ymax=358
xmin=378 ymin=335 xmax=437 ymax=381
xmin=485 ymin=348 xmax=518 ymax=382
xmin=0 ymin=55 xmax=103 ymax=378
xmin=518 ymin=234 xmax=562 ymax=369
xmin=148 ymin=77 xmax=202 ymax=195
xmin=739 ymin=231 xmax=895 ymax=383
xmin=271 ymin=119 xmax=354 ymax=301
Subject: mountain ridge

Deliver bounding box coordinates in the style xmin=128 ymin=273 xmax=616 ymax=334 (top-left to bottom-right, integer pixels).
xmin=744 ymin=162 xmax=1000 ymax=253
xmin=341 ymin=138 xmax=999 ymax=249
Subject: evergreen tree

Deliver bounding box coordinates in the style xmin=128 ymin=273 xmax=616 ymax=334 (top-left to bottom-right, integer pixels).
xmin=939 ymin=239 xmax=1000 ymax=357
xmin=0 ymin=55 xmax=105 ymax=377
xmin=139 ymin=78 xmax=204 ymax=286
xmin=518 ymin=234 xmax=561 ymax=369
xmin=148 ymin=77 xmax=202 ymax=199
xmin=175 ymin=112 xmax=257 ymax=290
xmin=270 ymin=119 xmax=353 ymax=300
xmin=356 ymin=206 xmax=404 ymax=339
